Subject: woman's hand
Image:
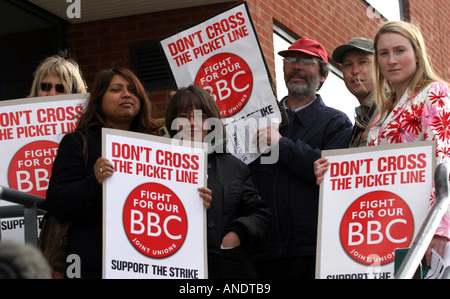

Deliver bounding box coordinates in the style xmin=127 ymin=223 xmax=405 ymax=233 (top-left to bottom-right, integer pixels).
xmin=314 ymin=157 xmax=330 ymax=185
xmin=94 ymin=157 xmax=114 ymax=184
xmin=198 ymin=187 xmax=212 ymax=210
xmin=426 ymin=235 xmax=448 ymax=266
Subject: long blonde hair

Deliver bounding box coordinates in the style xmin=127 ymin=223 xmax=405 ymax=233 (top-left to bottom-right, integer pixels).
xmin=29 ymin=55 xmax=87 ymax=97
xmin=373 ymin=21 xmax=447 ymax=117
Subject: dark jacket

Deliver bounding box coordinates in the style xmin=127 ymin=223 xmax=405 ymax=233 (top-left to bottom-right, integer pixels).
xmin=46 ymin=129 xmax=103 ymax=278
xmin=46 ymin=129 xmax=270 ymax=279
xmin=249 ymin=95 xmax=352 ymax=259
xmin=206 ymin=151 xmax=271 ymax=278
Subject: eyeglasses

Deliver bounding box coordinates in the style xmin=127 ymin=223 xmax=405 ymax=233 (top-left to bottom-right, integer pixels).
xmin=177 ymin=113 xmax=208 ymax=121
xmin=283 ymin=57 xmax=317 ymax=69
xmin=40 ymin=82 xmax=65 ymax=93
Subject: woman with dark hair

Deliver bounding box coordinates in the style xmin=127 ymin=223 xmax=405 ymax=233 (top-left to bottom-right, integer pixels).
xmin=166 ymin=85 xmax=271 ymax=279
xmin=76 ymin=68 xmax=159 ymax=134
xmin=46 ymin=68 xmax=160 ymax=278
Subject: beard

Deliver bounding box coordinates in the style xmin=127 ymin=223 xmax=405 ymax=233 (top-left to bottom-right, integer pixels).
xmin=285 ymin=71 xmax=321 ymax=99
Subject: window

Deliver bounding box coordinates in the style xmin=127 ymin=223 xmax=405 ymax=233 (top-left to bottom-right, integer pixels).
xmin=365 ymin=0 xmax=405 ymax=21
xmin=273 ymin=28 xmax=358 ymax=124
xmin=0 ymin=1 xmax=66 ymax=100
xmin=129 ymin=40 xmax=176 ymax=92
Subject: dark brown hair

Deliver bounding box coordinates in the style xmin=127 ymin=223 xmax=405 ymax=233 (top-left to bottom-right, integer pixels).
xmin=165 ymin=85 xmax=224 ymax=138
xmin=76 ymin=67 xmax=160 ymax=135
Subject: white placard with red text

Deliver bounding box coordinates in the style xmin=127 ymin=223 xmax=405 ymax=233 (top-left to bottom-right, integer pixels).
xmin=316 ymin=142 xmax=435 ymax=279
xmin=102 ymin=128 xmax=208 ymax=279
xmin=0 ymin=94 xmax=87 ymax=241
xmin=160 ymin=3 xmax=281 ymax=164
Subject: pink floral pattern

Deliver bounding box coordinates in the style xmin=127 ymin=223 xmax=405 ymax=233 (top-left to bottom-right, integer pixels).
xmin=368 ymin=82 xmax=450 ymax=239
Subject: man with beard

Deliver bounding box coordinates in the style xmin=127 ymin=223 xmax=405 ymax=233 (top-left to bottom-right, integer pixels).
xmin=249 ymin=37 xmax=352 ymax=278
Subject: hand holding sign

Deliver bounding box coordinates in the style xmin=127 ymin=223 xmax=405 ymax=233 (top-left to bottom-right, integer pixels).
xmin=102 ymin=129 xmax=208 ymax=278
xmin=314 ymin=157 xmax=330 ymax=185
xmin=316 ymin=142 xmax=434 ymax=279
xmin=197 ymin=186 xmax=212 ymax=210
xmin=94 ymin=157 xmax=114 ymax=184
xmin=160 ymin=3 xmax=281 ymax=164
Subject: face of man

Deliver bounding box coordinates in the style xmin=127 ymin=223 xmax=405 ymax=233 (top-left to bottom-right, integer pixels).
xmin=341 ymin=50 xmax=375 ymax=103
xmin=283 ymin=52 xmax=325 ymax=99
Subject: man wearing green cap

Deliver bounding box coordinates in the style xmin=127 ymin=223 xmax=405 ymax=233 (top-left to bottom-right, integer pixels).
xmin=314 ymin=38 xmax=378 ymax=186
xmin=332 ymin=37 xmax=377 ymax=147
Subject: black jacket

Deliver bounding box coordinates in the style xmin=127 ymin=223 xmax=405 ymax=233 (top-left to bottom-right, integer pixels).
xmin=46 ymin=129 xmax=270 ymax=278
xmin=249 ymin=95 xmax=353 ymax=259
xmin=46 ymin=129 xmax=103 ymax=278
xmin=206 ymin=151 xmax=271 ymax=278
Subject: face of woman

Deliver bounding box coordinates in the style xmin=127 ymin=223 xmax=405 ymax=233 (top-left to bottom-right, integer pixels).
xmin=38 ymin=74 xmax=66 ymax=97
xmin=175 ymin=107 xmax=208 ymax=142
xmin=377 ymin=32 xmax=418 ymax=95
xmin=101 ymin=74 xmax=140 ymax=130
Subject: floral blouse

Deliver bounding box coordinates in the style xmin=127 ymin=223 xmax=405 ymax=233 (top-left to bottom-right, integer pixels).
xmin=368 ymin=82 xmax=450 ymax=240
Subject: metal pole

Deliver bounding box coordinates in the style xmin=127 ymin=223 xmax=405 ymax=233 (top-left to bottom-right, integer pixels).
xmin=395 ymin=163 xmax=450 ymax=279
xmin=443 ymin=267 xmax=450 ymax=279
xmin=24 ymin=200 xmax=38 ymax=247
xmin=0 ymin=186 xmax=46 ymax=247
xmin=0 ymin=186 xmax=45 ymax=209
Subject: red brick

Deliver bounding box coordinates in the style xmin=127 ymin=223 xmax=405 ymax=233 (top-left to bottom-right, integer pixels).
xmin=65 ymin=0 xmax=449 ymax=116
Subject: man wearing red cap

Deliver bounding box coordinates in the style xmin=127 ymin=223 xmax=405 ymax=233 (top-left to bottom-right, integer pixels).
xmin=250 ymin=37 xmax=352 ymax=278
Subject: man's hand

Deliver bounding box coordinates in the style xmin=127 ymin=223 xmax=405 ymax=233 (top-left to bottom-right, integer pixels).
xmin=254 ymin=126 xmax=281 ymax=148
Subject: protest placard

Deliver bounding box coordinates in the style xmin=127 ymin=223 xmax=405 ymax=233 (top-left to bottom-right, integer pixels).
xmin=160 ymin=2 xmax=281 ymax=164
xmin=102 ymin=128 xmax=208 ymax=279
xmin=316 ymin=142 xmax=435 ymax=279
xmin=0 ymin=94 xmax=87 ymax=242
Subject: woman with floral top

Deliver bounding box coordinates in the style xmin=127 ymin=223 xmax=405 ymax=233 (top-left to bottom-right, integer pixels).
xmin=368 ymin=21 xmax=450 ymax=265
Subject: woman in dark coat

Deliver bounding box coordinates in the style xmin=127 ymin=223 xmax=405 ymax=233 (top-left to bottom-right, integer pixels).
xmin=165 ymin=85 xmax=271 ymax=279
xmin=45 ymin=68 xmax=161 ymax=278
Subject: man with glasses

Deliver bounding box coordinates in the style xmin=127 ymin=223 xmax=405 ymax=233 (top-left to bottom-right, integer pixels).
xmin=249 ymin=37 xmax=352 ymax=278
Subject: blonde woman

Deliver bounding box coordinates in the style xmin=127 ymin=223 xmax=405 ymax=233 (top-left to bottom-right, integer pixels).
xmin=28 ymin=54 xmax=87 ymax=97
xmin=368 ymin=21 xmax=450 ymax=264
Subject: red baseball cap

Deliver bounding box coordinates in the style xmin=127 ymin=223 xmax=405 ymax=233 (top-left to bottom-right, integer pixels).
xmin=278 ymin=36 xmax=328 ymax=63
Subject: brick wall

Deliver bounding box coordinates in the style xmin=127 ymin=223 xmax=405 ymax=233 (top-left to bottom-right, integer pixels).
xmin=66 ymin=0 xmax=449 ymax=119
xmin=246 ymin=0 xmax=385 ymax=81
xmin=248 ymin=0 xmax=449 ymax=81
xmin=406 ymin=0 xmax=450 ymax=81
xmin=66 ymin=2 xmax=238 ymax=119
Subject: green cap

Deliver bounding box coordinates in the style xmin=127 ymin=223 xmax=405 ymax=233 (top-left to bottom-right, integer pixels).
xmin=332 ymin=37 xmax=374 ymax=63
